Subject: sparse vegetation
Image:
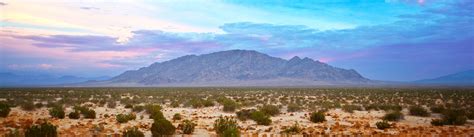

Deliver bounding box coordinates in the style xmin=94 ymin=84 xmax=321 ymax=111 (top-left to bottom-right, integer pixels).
xmin=116 ymin=113 xmax=136 ymax=123
xmin=259 ymin=105 xmax=280 ymax=116
xmin=173 ymin=113 xmax=182 ymax=121
xmin=0 ymin=103 xmax=11 ymax=117
xmin=310 ymin=111 xmax=326 ymax=123
xmin=180 ymin=120 xmax=196 ymax=134
xmin=151 ymin=118 xmax=176 ymax=136
xmin=25 ymin=122 xmax=57 ymax=137
xmin=281 ymin=122 xmax=302 ymax=134
xmin=214 ymin=116 xmax=239 ymax=136
xmin=383 ymin=111 xmax=404 ymax=121
xmin=122 ymin=127 xmax=144 ymax=137
xmin=49 ymin=106 xmax=65 ymax=119
xmin=376 ymin=121 xmax=391 ymax=130
xmin=409 ymin=106 xmax=430 ymax=117
xmin=68 ymin=111 xmax=80 ymax=119
xmin=250 ymin=111 xmax=272 ymax=125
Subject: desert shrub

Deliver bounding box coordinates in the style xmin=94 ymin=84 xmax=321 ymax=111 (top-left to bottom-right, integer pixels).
xmin=383 ymin=111 xmax=404 ymax=121
xmin=376 ymin=121 xmax=390 ymax=130
xmin=180 ymin=120 xmax=196 ymax=134
xmin=21 ymin=102 xmax=36 ymax=111
xmin=107 ymin=101 xmax=117 ymax=108
xmin=170 ymin=101 xmax=180 ymax=108
xmin=364 ymin=104 xmax=379 ymax=111
xmin=82 ymin=109 xmax=96 ymax=119
xmin=189 ymin=99 xmax=203 ymax=108
xmin=250 ymin=111 xmax=271 ymax=125
xmin=236 ymin=109 xmax=256 ymax=121
xmin=409 ymin=106 xmax=430 ymax=117
xmin=145 ymin=104 xmax=162 ymax=114
xmin=287 ymin=104 xmax=302 ymax=112
xmin=431 ymin=119 xmax=444 ymax=126
xmin=122 ymin=127 xmax=144 ymax=137
xmin=440 ymin=109 xmax=467 ymax=125
xmin=172 ymin=113 xmax=182 ymax=121
xmin=467 ymin=111 xmax=474 ymax=120
xmin=259 ymin=105 xmax=280 ymax=116
xmin=430 ymin=105 xmax=445 ymax=113
xmin=132 ymin=105 xmax=144 ymax=112
xmin=281 ymin=122 xmax=302 ymax=134
xmin=0 ymin=103 xmax=11 ymax=117
xmin=342 ymin=105 xmax=363 ymax=113
xmin=25 ymin=122 xmax=57 ymax=137
xmin=116 ymin=113 xmax=136 ymax=123
xmin=222 ymin=99 xmax=238 ymax=112
xmin=149 ymin=110 xmax=165 ymax=120
xmin=221 ymin=127 xmax=240 ymax=137
xmin=151 ymin=118 xmax=176 ymax=136
xmin=202 ymin=99 xmax=214 ymax=107
xmin=310 ymin=112 xmax=326 ymax=123
xmin=6 ymin=129 xmax=21 ymax=137
xmin=124 ymin=104 xmax=134 ymax=109
xmin=68 ymin=111 xmax=80 ymax=119
xmin=35 ymin=103 xmax=44 ymax=108
xmin=49 ymin=106 xmax=65 ymax=119
xmin=214 ymin=116 xmax=239 ymax=136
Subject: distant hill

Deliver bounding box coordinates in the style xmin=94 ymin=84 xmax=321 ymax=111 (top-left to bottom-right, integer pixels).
xmin=414 ymin=70 xmax=474 ymax=85
xmin=90 ymin=50 xmax=370 ymax=86
xmin=0 ymin=72 xmax=110 ymax=86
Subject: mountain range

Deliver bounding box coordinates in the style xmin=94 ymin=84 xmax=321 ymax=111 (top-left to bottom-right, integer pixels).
xmin=414 ymin=70 xmax=474 ymax=85
xmin=89 ymin=50 xmax=369 ymax=86
xmin=0 ymin=72 xmax=110 ymax=86
xmin=1 ymin=50 xmax=472 ymax=87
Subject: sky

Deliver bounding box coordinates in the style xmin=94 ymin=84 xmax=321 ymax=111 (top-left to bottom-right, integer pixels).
xmin=0 ymin=0 xmax=473 ymax=81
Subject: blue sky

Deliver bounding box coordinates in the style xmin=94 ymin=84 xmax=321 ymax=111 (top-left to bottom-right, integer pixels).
xmin=0 ymin=0 xmax=473 ymax=81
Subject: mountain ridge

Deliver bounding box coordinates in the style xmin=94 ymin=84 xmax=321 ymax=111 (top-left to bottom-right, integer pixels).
xmin=101 ymin=50 xmax=370 ymax=86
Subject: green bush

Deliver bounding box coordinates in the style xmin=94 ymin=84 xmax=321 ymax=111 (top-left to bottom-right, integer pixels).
xmin=149 ymin=109 xmax=165 ymax=121
xmin=123 ymin=127 xmax=144 ymax=137
xmin=383 ymin=111 xmax=403 ymax=121
xmin=222 ymin=99 xmax=238 ymax=112
xmin=409 ymin=106 xmax=430 ymax=117
xmin=21 ymin=102 xmax=36 ymax=111
xmin=259 ymin=105 xmax=280 ymax=116
xmin=172 ymin=113 xmax=182 ymax=121
xmin=441 ymin=109 xmax=467 ymax=125
xmin=250 ymin=111 xmax=271 ymax=125
xmin=287 ymin=104 xmax=302 ymax=112
xmin=431 ymin=119 xmax=444 ymax=126
xmin=49 ymin=106 xmax=65 ymax=119
xmin=221 ymin=127 xmax=240 ymax=137
xmin=25 ymin=122 xmax=57 ymax=137
xmin=145 ymin=104 xmax=162 ymax=114
xmin=83 ymin=109 xmax=96 ymax=119
xmin=68 ymin=111 xmax=80 ymax=119
xmin=342 ymin=105 xmax=363 ymax=113
xmin=214 ymin=116 xmax=239 ymax=136
xmin=430 ymin=105 xmax=445 ymax=113
xmin=281 ymin=122 xmax=302 ymax=134
xmin=151 ymin=118 xmax=176 ymax=136
xmin=236 ymin=109 xmax=256 ymax=121
xmin=0 ymin=103 xmax=11 ymax=117
xmin=35 ymin=103 xmax=44 ymax=108
xmin=180 ymin=120 xmax=196 ymax=134
xmin=376 ymin=121 xmax=390 ymax=130
xmin=310 ymin=112 xmax=326 ymax=123
xmin=6 ymin=129 xmax=21 ymax=137
xmin=116 ymin=113 xmax=136 ymax=123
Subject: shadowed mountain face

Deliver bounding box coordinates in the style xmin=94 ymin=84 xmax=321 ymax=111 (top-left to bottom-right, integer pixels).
xmin=108 ymin=50 xmax=369 ymax=86
xmin=415 ymin=70 xmax=474 ymax=85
